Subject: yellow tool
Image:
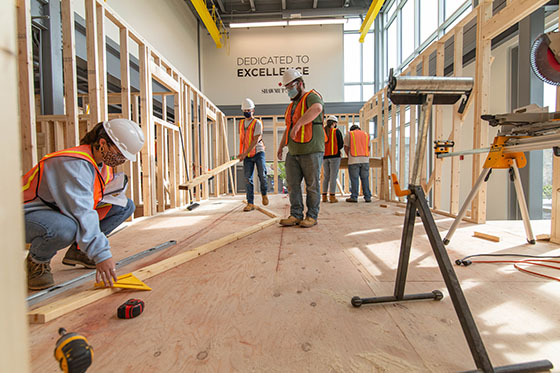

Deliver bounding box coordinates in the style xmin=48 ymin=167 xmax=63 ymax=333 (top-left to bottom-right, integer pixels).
xmin=54 ymin=328 xmax=93 ymax=373
xmin=433 ymin=140 xmax=454 ymax=155
xmin=94 ymin=273 xmax=151 ymax=291
xmin=391 ymin=173 xmax=411 ymax=197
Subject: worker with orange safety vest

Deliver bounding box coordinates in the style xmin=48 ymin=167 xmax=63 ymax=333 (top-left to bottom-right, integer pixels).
xmin=344 ymin=124 xmax=372 ymax=203
xmin=237 ymin=98 xmax=268 ymax=212
xmin=277 ymin=68 xmax=324 ymax=228
xmin=322 ymin=115 xmax=344 ymax=203
xmin=22 ymin=119 xmax=144 ymax=290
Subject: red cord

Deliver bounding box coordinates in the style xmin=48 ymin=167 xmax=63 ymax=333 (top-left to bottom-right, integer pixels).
xmin=469 ymin=259 xmax=560 ymax=282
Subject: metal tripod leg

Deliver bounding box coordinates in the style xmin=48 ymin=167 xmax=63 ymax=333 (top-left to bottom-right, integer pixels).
xmin=511 ymin=160 xmax=536 ymax=244
xmin=443 ymin=168 xmax=492 ymax=245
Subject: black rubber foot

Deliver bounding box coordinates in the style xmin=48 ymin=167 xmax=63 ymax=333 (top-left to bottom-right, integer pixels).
xmin=528 ymin=239 xmax=536 ymax=245
xmin=432 ymin=290 xmax=444 ymax=301
xmin=443 ymin=238 xmax=450 ymax=245
xmin=351 ymin=296 xmax=362 ymax=307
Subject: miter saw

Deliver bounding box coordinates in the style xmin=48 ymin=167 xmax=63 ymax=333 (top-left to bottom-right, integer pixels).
xmin=531 ymin=31 xmax=560 ymax=85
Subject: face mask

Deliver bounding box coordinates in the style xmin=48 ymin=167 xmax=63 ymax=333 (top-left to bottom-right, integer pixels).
xmin=243 ymin=111 xmax=252 ymax=118
xmin=287 ymin=87 xmax=298 ymax=99
xmin=102 ymin=147 xmax=127 ymax=167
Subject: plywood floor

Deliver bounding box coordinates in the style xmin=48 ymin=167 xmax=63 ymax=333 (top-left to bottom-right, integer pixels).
xmin=28 ymin=194 xmax=560 ymax=372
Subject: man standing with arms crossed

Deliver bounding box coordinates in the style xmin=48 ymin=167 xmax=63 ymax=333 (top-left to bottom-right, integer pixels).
xmin=277 ymin=68 xmax=324 ymax=228
xmin=238 ymin=98 xmax=269 ymax=212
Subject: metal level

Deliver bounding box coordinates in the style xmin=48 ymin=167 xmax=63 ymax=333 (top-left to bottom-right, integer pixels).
xmin=27 ymin=240 xmax=177 ymax=307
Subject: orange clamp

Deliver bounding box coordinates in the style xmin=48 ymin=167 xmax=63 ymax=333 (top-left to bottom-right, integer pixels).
xmin=391 ymin=174 xmax=410 ymax=197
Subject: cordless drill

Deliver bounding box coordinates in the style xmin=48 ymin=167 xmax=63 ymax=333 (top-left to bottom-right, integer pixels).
xmin=53 ymin=328 xmax=93 ymax=373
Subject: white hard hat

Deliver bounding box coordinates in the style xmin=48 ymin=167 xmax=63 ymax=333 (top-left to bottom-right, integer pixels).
xmin=327 ymin=115 xmax=338 ymax=122
xmin=241 ymin=98 xmax=255 ymax=110
xmin=103 ymin=119 xmax=145 ymax=161
xmin=282 ymin=68 xmax=303 ymax=86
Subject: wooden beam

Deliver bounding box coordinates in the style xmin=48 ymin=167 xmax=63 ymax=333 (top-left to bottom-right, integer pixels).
xmin=433 ymin=42 xmax=444 ymax=210
xmin=451 ymin=28 xmax=464 ymax=215
xmin=28 ymin=217 xmax=280 ymax=324
xmin=482 ymin=0 xmax=548 ymax=41
xmin=96 ymin=3 xmax=107 ymax=121
xmin=85 ymin=0 xmax=100 ymax=126
xmin=61 ymin=0 xmax=79 ymax=148
xmin=179 ymin=159 xmax=239 ymax=190
xmin=139 ymin=44 xmax=155 ymax=215
xmin=17 ymin=0 xmax=37 ymax=171
xmin=399 ymin=105 xmax=406 ymax=201
xmin=150 ymin=62 xmax=180 ymax=93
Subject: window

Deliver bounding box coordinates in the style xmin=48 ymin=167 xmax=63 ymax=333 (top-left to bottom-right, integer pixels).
xmin=401 ymin=0 xmax=414 ymax=62
xmin=344 ymin=85 xmax=361 ymax=102
xmin=344 ymin=33 xmax=361 ymax=83
xmin=388 ymin=20 xmax=398 ymax=72
xmin=445 ymin=0 xmax=466 ymax=19
xmin=420 ymin=0 xmax=438 ymax=43
xmin=344 ymin=17 xmax=375 ymax=102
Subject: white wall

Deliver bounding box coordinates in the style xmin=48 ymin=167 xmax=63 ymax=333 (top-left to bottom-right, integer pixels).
xmin=201 ymin=25 xmax=344 ymax=106
xmin=73 ymin=0 xmax=200 ymax=87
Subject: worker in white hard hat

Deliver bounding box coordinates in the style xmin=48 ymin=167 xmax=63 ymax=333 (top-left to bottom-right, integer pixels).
xmin=277 ymin=68 xmax=325 ymax=228
xmin=322 ymin=115 xmax=344 ymax=203
xmin=22 ymin=119 xmax=145 ymax=290
xmin=238 ymin=98 xmax=268 ymax=211
xmin=344 ymin=124 xmax=372 ymax=203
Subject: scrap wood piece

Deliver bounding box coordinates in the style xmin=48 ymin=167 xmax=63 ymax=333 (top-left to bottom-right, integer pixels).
xmin=28 ymin=216 xmax=280 ymax=324
xmin=255 ymin=205 xmax=278 ymax=218
xmin=178 ymin=159 xmax=239 ymax=190
xmin=380 ymin=204 xmax=388 ymax=208
xmin=473 ymin=231 xmax=500 ymax=242
xmin=536 ymin=234 xmax=550 ymax=241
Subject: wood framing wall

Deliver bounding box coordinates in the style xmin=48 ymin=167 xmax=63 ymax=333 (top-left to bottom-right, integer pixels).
xmin=359 ymin=0 xmax=560 ymax=239
xmin=17 ymin=0 xmax=235 ymax=218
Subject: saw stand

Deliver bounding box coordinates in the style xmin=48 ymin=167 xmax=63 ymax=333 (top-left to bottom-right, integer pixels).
xmin=350 ymin=72 xmax=553 ymax=373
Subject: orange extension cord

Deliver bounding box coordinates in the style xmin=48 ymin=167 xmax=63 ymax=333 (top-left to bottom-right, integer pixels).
xmin=462 ymin=259 xmax=560 ymax=281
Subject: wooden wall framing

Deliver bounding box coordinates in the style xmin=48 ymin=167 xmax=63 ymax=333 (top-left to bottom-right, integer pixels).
xmin=359 ymin=0 xmax=559 ymax=239
xmin=17 ymin=0 xmax=235 ymax=219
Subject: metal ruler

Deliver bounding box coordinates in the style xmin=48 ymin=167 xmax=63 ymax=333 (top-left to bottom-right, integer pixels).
xmin=27 ymin=240 xmax=177 ymax=307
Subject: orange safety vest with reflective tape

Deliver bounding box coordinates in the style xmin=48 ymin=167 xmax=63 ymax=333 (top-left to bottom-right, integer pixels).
xmin=349 ymin=130 xmax=370 ymax=157
xmin=22 ymin=145 xmax=114 ymax=212
xmin=284 ymin=89 xmax=322 ymax=145
xmin=239 ymin=118 xmax=261 ymax=158
xmin=324 ymin=128 xmax=339 ymax=156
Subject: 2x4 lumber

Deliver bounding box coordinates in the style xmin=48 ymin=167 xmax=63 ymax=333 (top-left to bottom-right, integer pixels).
xmin=61 ymin=0 xmax=79 ymax=148
xmin=150 ymin=62 xmax=180 ymax=93
xmin=382 ymin=88 xmax=390 ymax=200
xmin=391 ymin=103 xmax=397 ymax=200
xmin=85 ymin=0 xmax=101 ymax=127
xmin=473 ymin=231 xmax=500 ymax=242
xmin=207 ymin=107 xmax=217 ymax=122
xmin=482 ymin=0 xmax=548 ymax=41
xmin=399 ymin=105 xmax=406 ymax=201
xmin=156 ymin=123 xmax=165 ymax=212
xmin=131 ymin=95 xmax=142 ymax=205
xmin=178 ymin=159 xmax=239 ymax=190
xmin=254 ymin=204 xmax=278 ymax=219
xmin=153 ymin=116 xmax=179 ymax=132
xmin=433 ymin=42 xmax=444 ymax=210
xmin=28 ymin=217 xmax=280 ymax=324
xmin=96 ymin=3 xmax=108 ymax=122
xmin=339 ymin=158 xmax=382 ymax=169
xmin=409 ymin=65 xmax=417 ymax=183
xmin=193 ymin=92 xmax=201 ymax=201
xmin=17 ymin=0 xmax=37 ymax=171
xmin=471 ymin=2 xmax=492 ymax=224
xmin=451 ymin=29 xmax=464 ymax=215
xmin=420 ymin=56 xmax=429 ymax=186
xmin=201 ymin=99 xmax=210 ymax=200
xmin=139 ymin=44 xmax=155 ymax=216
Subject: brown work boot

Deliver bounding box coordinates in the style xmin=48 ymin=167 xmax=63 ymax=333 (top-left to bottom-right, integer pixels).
xmin=322 ymin=194 xmax=328 ymax=202
xmin=329 ymin=194 xmax=338 ymax=203
xmin=27 ymin=254 xmax=54 ymax=290
xmin=62 ymin=243 xmax=96 ymax=269
xmin=346 ymin=197 xmax=357 ymax=203
xmin=279 ymin=216 xmax=302 ymax=226
xmin=243 ymin=203 xmax=255 ymax=212
xmin=300 ymin=216 xmax=317 ymax=228
xmin=262 ymin=195 xmax=269 ymax=206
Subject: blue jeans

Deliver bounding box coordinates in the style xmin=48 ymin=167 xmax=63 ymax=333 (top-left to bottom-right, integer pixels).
xmin=25 ymin=199 xmax=135 ymax=262
xmin=243 ymin=151 xmax=268 ymax=204
xmin=322 ymin=157 xmax=341 ymax=194
xmin=285 ymin=152 xmax=323 ymax=220
xmin=348 ymin=163 xmax=372 ymax=200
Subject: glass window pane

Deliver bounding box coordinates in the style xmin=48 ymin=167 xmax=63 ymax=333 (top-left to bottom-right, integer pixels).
xmin=420 ymin=0 xmax=438 ymax=43
xmin=445 ymin=0 xmax=465 ymax=19
xmin=344 ymin=85 xmax=361 ymax=102
xmin=344 ymin=17 xmax=362 ymax=31
xmin=387 ymin=1 xmax=397 ymax=21
xmin=401 ymin=0 xmax=415 ymax=62
xmin=344 ymin=34 xmax=361 ymax=83
xmin=388 ymin=20 xmax=397 ymax=70
xmin=363 ymin=35 xmax=374 ymax=82
xmin=445 ymin=4 xmax=471 ymax=32
xmin=363 ymin=84 xmax=374 ymax=101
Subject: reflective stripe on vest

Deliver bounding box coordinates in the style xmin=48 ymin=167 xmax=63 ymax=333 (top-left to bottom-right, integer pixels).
xmin=239 ymin=118 xmax=258 ymax=158
xmin=350 ymin=130 xmax=370 ymax=157
xmin=284 ymin=90 xmax=321 ymax=145
xmin=22 ymin=145 xmax=113 ymax=208
xmin=324 ymin=128 xmax=338 ymax=156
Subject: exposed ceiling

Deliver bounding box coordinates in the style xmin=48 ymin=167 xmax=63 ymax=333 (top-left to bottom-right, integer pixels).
xmin=186 ymin=0 xmax=373 ymax=26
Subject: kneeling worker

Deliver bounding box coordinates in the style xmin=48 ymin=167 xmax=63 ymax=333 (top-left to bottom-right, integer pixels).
xmin=23 ymin=119 xmax=145 ymax=290
xmin=237 ymin=98 xmax=269 ymax=211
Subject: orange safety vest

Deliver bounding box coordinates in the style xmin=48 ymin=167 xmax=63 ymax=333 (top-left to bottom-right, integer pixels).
xmin=349 ymin=130 xmax=370 ymax=157
xmin=284 ymin=89 xmax=322 ymax=145
xmin=324 ymin=128 xmax=339 ymax=156
xmin=22 ymin=145 xmax=114 ymax=219
xmin=239 ymin=118 xmax=261 ymax=158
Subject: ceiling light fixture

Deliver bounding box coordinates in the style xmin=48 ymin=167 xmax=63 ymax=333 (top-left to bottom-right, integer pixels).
xmin=229 ymin=21 xmax=288 ymax=28
xmin=229 ymin=18 xmax=347 ymax=29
